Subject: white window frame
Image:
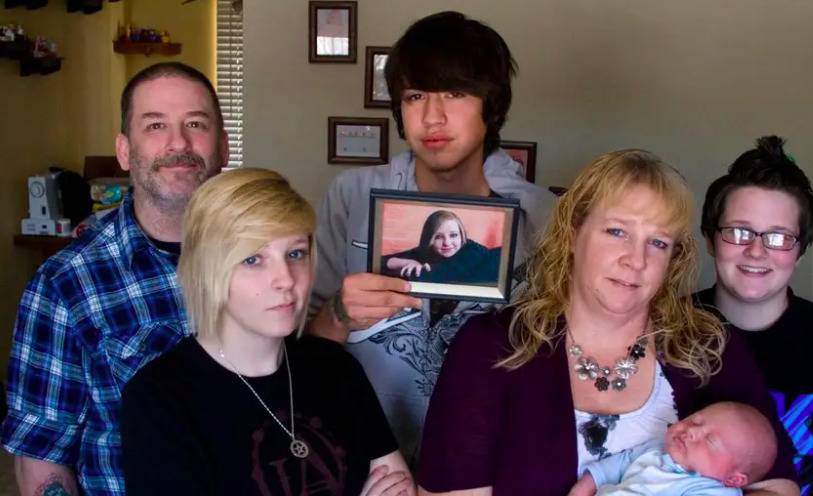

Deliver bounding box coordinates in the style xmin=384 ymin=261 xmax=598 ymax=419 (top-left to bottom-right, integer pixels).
xmin=216 ymin=0 xmax=244 ymax=167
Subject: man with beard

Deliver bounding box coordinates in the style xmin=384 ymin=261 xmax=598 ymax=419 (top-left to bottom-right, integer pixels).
xmin=1 ymin=62 xmax=228 ymax=496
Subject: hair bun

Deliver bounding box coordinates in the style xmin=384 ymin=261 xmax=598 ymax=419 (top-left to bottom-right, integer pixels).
xmin=755 ymin=135 xmax=787 ymax=160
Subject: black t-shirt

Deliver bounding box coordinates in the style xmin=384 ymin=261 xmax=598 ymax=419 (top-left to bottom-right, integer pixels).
xmin=121 ymin=335 xmax=398 ymax=496
xmin=695 ymin=287 xmax=813 ymax=493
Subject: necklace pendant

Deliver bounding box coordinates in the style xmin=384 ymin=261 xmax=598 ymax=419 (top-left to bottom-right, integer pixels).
xmin=290 ymin=438 xmax=309 ymax=458
xmin=614 ymin=358 xmax=639 ymax=380
xmin=568 ymin=344 xmax=583 ymax=357
xmin=611 ymin=377 xmax=627 ymax=391
xmin=574 ymin=357 xmax=598 ymax=380
xmin=594 ymin=376 xmax=610 ymax=391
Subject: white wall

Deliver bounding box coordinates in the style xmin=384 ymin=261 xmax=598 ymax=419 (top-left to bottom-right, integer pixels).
xmin=244 ymin=0 xmax=813 ymax=299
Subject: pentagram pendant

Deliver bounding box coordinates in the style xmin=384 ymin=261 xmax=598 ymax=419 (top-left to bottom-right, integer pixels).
xmin=290 ymin=438 xmax=309 ymax=458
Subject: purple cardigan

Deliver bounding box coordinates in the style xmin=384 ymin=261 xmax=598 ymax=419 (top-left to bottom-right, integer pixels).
xmin=417 ymin=309 xmax=797 ymax=495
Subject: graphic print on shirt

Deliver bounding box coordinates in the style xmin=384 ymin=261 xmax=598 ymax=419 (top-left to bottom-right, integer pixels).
xmin=250 ymin=414 xmax=349 ymax=496
xmin=359 ymin=261 xmax=529 ymax=397
xmin=579 ymin=415 xmax=620 ymax=459
xmin=772 ymin=391 xmax=812 ymax=495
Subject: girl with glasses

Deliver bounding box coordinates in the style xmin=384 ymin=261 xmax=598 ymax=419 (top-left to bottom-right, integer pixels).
xmin=697 ymin=135 xmax=813 ymax=495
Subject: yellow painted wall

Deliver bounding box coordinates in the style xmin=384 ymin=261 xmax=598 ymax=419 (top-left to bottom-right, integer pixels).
xmin=125 ymin=0 xmax=216 ymax=83
xmin=0 ymin=1 xmax=214 ymax=381
xmin=0 ymin=2 xmax=125 ymax=380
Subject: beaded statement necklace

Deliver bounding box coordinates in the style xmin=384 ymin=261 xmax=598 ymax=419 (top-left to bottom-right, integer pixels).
xmin=566 ymin=327 xmax=648 ymax=392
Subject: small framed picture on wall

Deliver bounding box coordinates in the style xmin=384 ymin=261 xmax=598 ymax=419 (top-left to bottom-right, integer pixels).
xmin=308 ymin=1 xmax=357 ymax=63
xmin=364 ymin=46 xmax=391 ymax=108
xmin=500 ymin=140 xmax=538 ymax=183
xmin=328 ymin=116 xmax=389 ymax=165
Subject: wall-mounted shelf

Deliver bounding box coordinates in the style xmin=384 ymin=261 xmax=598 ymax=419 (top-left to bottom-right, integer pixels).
xmin=113 ymin=40 xmax=181 ymax=56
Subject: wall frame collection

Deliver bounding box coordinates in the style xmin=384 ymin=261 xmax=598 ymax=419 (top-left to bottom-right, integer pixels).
xmin=308 ymin=1 xmax=357 ymax=63
xmin=364 ymin=46 xmax=391 ymax=109
xmin=500 ymin=140 xmax=537 ymax=183
xmin=327 ymin=116 xmax=389 ymax=165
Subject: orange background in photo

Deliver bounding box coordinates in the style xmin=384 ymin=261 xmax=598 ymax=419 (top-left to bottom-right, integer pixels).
xmin=380 ymin=202 xmax=505 ymax=256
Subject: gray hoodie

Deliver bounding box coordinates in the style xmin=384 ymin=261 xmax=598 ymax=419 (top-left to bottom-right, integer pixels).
xmin=311 ymin=149 xmax=555 ymax=461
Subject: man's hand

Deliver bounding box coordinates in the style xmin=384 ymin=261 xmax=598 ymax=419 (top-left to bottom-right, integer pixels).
xmin=568 ymin=473 xmax=597 ymax=496
xmin=308 ymin=273 xmax=422 ymax=342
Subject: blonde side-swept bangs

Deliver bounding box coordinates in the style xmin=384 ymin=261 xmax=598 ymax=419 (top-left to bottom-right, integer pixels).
xmin=178 ymin=168 xmax=316 ymax=339
xmin=499 ymin=149 xmax=726 ymax=384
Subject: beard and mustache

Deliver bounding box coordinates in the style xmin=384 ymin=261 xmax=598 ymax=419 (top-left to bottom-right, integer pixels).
xmin=128 ymin=146 xmax=222 ymax=212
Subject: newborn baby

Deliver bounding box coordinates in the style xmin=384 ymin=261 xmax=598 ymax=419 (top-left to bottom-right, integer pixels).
xmin=569 ymin=402 xmax=777 ymax=496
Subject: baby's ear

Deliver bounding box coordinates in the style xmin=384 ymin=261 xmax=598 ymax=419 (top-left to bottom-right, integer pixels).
xmin=723 ymin=472 xmax=748 ymax=488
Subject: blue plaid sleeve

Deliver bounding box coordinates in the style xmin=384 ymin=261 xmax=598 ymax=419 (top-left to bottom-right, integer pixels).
xmin=2 ymin=267 xmax=88 ymax=465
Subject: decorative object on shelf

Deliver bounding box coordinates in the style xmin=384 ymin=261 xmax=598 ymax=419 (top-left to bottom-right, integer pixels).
xmin=500 ymin=140 xmax=538 ymax=183
xmin=4 ymin=0 xmax=46 ymax=9
xmin=183 ymin=0 xmax=240 ymax=10
xmin=364 ymin=46 xmax=390 ymax=109
xmin=20 ymin=36 xmax=62 ymax=76
xmin=327 ymin=116 xmax=388 ymax=165
xmin=1 ymin=24 xmax=62 ymax=76
xmin=66 ymin=0 xmax=103 ymax=14
xmin=113 ymin=40 xmax=181 ymax=56
xmin=309 ymin=1 xmax=357 ymax=63
xmin=114 ymin=24 xmax=181 ymax=56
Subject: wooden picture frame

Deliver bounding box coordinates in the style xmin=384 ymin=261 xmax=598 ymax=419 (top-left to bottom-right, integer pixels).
xmin=367 ymin=189 xmax=520 ymax=303
xmin=308 ymin=1 xmax=357 ymax=63
xmin=328 ymin=116 xmax=389 ymax=165
xmin=500 ymin=140 xmax=538 ymax=183
xmin=364 ymin=46 xmax=391 ymax=108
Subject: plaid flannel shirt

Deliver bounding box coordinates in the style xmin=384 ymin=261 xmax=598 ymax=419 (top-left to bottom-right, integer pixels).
xmin=2 ymin=194 xmax=189 ymax=495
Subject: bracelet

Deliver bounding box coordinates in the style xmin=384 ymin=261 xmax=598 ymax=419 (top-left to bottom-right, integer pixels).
xmin=331 ymin=291 xmax=353 ymax=327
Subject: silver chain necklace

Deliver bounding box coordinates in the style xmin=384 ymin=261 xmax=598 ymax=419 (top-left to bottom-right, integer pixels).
xmin=218 ymin=343 xmax=309 ymax=458
xmin=566 ymin=327 xmax=648 ymax=392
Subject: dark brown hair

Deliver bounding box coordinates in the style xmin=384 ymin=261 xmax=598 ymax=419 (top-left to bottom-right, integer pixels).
xmin=701 ymin=136 xmax=813 ymax=256
xmin=384 ymin=11 xmax=516 ymax=156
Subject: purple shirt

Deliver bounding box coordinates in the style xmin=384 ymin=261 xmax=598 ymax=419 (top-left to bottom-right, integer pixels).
xmin=418 ymin=309 xmax=797 ymax=495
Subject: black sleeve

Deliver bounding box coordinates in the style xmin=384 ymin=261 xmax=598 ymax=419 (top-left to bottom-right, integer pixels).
xmin=120 ymin=365 xmax=215 ymax=496
xmin=341 ymin=351 xmax=399 ymax=460
xmin=381 ymin=246 xmax=425 ymax=278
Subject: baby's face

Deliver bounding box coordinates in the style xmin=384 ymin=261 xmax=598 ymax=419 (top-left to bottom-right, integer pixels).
xmin=430 ymin=219 xmax=463 ymax=258
xmin=664 ymin=405 xmax=748 ymax=482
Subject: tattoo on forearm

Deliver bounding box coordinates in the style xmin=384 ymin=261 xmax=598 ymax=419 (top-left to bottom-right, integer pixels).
xmin=35 ymin=474 xmax=76 ymax=496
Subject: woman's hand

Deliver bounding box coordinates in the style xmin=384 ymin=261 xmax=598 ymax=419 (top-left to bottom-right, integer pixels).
xmin=386 ymin=257 xmax=432 ymax=278
xmin=361 ymin=464 xmax=414 ymax=496
xmin=400 ymin=260 xmax=431 ymax=278
xmin=567 ymin=474 xmax=597 ymax=496
xmin=743 ymin=478 xmax=800 ymax=496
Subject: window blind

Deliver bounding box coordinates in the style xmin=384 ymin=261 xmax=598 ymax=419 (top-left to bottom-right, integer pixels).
xmin=216 ymin=0 xmax=243 ymax=167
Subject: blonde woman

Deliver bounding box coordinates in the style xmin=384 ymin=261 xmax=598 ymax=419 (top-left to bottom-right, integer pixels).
xmin=416 ymin=150 xmax=798 ymax=495
xmin=121 ymin=169 xmax=413 ymax=496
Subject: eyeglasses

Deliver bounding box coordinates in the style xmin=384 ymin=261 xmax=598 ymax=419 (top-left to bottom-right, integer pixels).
xmin=717 ymin=227 xmax=799 ymax=251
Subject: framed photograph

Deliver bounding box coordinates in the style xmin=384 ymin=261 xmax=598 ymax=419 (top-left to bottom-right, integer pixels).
xmin=367 ymin=189 xmax=520 ymax=303
xmin=328 ymin=116 xmax=389 ymax=165
xmin=501 ymin=140 xmax=537 ymax=183
xmin=308 ymin=1 xmax=357 ymax=63
xmin=364 ymin=46 xmax=391 ymax=108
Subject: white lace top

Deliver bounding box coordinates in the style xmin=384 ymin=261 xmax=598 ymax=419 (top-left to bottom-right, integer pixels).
xmin=575 ymin=361 xmax=678 ymax=475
